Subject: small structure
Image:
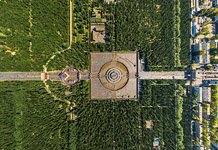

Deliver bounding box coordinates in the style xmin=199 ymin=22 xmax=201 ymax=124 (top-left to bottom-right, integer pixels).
xmin=91 ymin=23 xmax=106 ymax=43
xmin=105 ymin=0 xmax=115 ymax=4
xmin=59 ymin=67 xmax=89 ymax=86
xmin=91 ymin=7 xmax=105 ymax=19
xmin=145 ymin=120 xmax=153 ymax=129
xmin=153 ymin=138 xmax=160 ymax=150
xmin=59 ymin=67 xmax=80 ymax=85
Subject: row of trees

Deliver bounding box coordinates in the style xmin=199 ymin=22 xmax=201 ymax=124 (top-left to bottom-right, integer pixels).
xmin=210 ymin=85 xmax=218 ymax=143
xmin=180 ymin=0 xmax=190 ymax=66
xmin=139 ymin=80 xmax=187 ymax=149
xmin=0 ymin=81 xmax=70 ymax=149
xmin=0 ymin=0 xmax=69 ymax=72
xmin=114 ymin=0 xmax=189 ymax=71
xmin=0 ymin=1 xmax=32 ymax=71
xmin=175 ymin=84 xmax=185 ymax=149
xmin=73 ymin=0 xmax=90 ymax=43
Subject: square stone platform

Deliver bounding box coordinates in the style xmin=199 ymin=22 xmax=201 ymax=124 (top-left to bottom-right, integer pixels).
xmin=90 ymin=52 xmax=138 ymax=100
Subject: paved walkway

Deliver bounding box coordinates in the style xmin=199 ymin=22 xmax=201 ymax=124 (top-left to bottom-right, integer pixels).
xmin=139 ymin=71 xmax=186 ymax=80
xmin=0 ymin=70 xmax=187 ymax=81
xmin=0 ymin=72 xmax=42 ymax=81
xmin=69 ymin=0 xmax=73 ymax=47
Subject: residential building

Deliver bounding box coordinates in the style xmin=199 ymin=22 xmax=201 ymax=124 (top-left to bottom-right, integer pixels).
xmin=212 ymin=0 xmax=218 ymax=7
xmin=202 ymin=87 xmax=211 ymax=102
xmin=192 ymin=18 xmax=200 ymax=36
xmin=210 ymin=39 xmax=218 ymax=48
xmin=211 ymin=142 xmax=218 ymax=150
xmin=192 ymin=0 xmax=200 ymax=12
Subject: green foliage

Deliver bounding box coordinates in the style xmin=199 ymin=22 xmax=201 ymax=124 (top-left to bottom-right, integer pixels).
xmin=202 ymin=119 xmax=210 ymax=148
xmin=180 ymin=0 xmax=190 ymax=66
xmin=199 ymin=27 xmax=210 ymax=36
xmin=114 ymin=0 xmax=189 ymax=70
xmin=210 ymin=85 xmax=218 ymax=143
xmin=0 ymin=0 xmax=69 ymax=71
xmin=210 ymin=48 xmax=218 ymax=64
xmin=73 ymin=0 xmax=90 ymax=43
xmin=47 ymin=43 xmax=89 ymax=71
xmin=139 ymin=80 xmax=187 ymax=149
xmin=0 ymin=82 xmax=70 ymax=150
xmin=199 ymin=8 xmax=218 ymax=17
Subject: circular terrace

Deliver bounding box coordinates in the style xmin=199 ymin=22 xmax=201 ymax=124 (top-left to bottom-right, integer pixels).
xmin=99 ymin=61 xmax=129 ymax=91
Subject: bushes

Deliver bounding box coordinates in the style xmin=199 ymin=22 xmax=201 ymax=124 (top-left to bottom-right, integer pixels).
xmin=31 ymin=0 xmax=69 ymax=70
xmin=0 ymin=1 xmax=32 ymax=71
xmin=0 ymin=86 xmax=16 ymax=150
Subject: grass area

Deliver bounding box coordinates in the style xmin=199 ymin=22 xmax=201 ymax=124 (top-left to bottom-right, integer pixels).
xmin=0 ymin=81 xmax=70 ymax=150
xmin=0 ymin=0 xmax=69 ymax=71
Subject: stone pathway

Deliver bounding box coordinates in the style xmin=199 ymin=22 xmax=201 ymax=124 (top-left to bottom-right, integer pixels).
xmin=69 ymin=0 xmax=73 ymax=47
xmin=139 ymin=71 xmax=186 ymax=80
xmin=0 ymin=72 xmax=42 ymax=81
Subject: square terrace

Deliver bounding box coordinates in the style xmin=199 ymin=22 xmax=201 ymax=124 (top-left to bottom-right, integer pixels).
xmin=90 ymin=52 xmax=138 ymax=100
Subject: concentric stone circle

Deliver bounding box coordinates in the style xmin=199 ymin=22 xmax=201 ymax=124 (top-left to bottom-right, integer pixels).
xmin=106 ymin=68 xmax=122 ymax=83
xmin=99 ymin=61 xmax=129 ymax=91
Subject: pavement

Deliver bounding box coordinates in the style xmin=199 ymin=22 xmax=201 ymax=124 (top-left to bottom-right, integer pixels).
xmin=0 ymin=72 xmax=42 ymax=81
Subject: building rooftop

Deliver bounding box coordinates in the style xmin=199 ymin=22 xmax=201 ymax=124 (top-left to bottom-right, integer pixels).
xmin=91 ymin=23 xmax=106 ymax=43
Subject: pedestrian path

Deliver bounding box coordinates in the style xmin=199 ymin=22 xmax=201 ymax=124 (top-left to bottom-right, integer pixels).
xmin=0 ymin=72 xmax=42 ymax=81
xmin=139 ymin=71 xmax=186 ymax=80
